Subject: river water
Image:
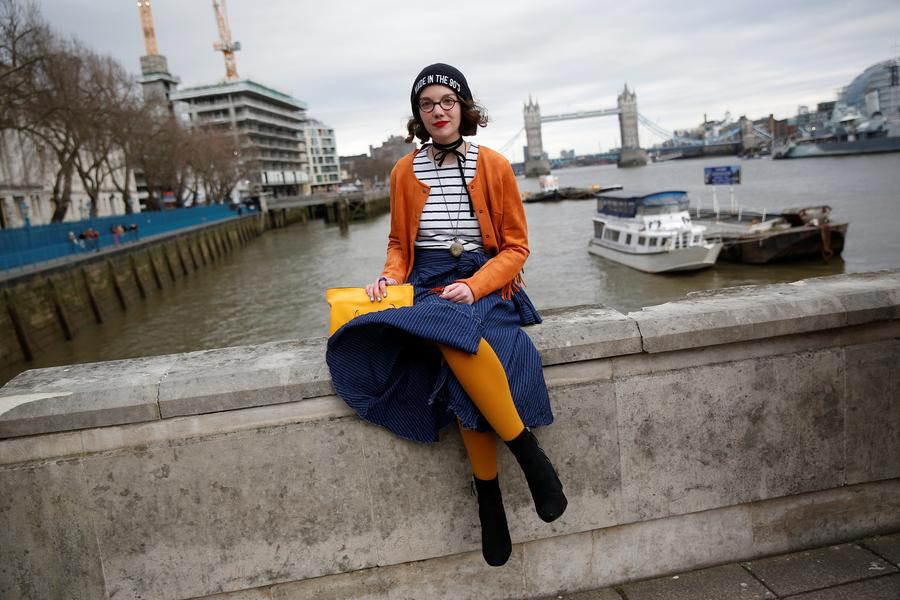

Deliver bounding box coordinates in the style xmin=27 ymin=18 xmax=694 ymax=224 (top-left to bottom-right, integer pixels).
xmin=3 ymin=154 xmax=899 ymax=384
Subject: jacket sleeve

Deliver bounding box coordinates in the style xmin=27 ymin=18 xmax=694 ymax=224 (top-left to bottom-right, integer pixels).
xmin=381 ymin=163 xmax=408 ymax=283
xmin=458 ymin=160 xmax=529 ymax=300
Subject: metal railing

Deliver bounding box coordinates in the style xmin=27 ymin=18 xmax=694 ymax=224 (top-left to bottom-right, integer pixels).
xmin=0 ymin=204 xmax=238 ymax=273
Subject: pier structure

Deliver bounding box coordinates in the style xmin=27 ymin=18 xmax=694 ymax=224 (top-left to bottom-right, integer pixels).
xmin=263 ymin=190 xmax=389 ymax=231
xmin=1 ymin=269 xmax=898 ymax=599
xmin=523 ymin=84 xmax=647 ymax=176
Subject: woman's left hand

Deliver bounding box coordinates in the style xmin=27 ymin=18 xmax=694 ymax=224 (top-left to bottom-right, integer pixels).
xmin=440 ymin=282 xmax=474 ymax=305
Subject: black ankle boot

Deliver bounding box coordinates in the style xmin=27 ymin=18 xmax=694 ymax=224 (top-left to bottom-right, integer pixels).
xmin=472 ymin=476 xmax=512 ymax=567
xmin=505 ymin=429 xmax=567 ymax=522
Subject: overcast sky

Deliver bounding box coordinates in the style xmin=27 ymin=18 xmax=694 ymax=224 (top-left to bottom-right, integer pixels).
xmin=39 ymin=0 xmax=900 ymax=161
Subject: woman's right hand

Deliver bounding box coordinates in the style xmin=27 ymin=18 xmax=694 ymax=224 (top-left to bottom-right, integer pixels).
xmin=366 ymin=276 xmax=398 ymax=302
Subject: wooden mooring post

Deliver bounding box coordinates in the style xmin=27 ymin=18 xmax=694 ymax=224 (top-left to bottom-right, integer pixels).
xmin=338 ymin=200 xmax=350 ymax=233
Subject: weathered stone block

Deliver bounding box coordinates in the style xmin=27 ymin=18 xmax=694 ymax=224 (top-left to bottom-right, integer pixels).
xmin=615 ymin=349 xmax=845 ymax=522
xmin=0 ymin=353 xmax=173 ymax=438
xmin=748 ymin=480 xmax=900 ymax=556
xmin=268 ymin=566 xmax=391 ymax=600
xmin=504 ymin=380 xmax=622 ymax=541
xmin=522 ymin=529 xmax=597 ymax=596
xmin=527 ymin=305 xmax=641 ymax=365
xmin=0 ymin=460 xmax=107 ymax=600
xmin=358 ymin=422 xmax=478 ymax=564
xmin=80 ymin=415 xmax=380 ymax=600
xmin=265 ymin=547 xmax=529 ymax=600
xmin=157 ymin=338 xmax=332 ymax=418
xmin=383 ymin=546 xmax=528 ymax=600
xmin=589 ymin=503 xmax=754 ymax=587
xmin=843 ymin=340 xmax=900 ymax=484
xmin=629 ymin=270 xmax=900 ymax=353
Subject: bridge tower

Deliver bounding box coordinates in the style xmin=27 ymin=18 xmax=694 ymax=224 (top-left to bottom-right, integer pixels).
xmin=524 ymin=96 xmax=551 ymax=177
xmin=617 ymin=85 xmax=647 ymax=167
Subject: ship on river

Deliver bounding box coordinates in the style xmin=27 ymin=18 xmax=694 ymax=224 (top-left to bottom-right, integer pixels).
xmin=588 ymin=190 xmax=722 ymax=273
xmin=775 ymin=56 xmax=900 ymax=159
xmin=774 ymin=132 xmax=900 ymax=159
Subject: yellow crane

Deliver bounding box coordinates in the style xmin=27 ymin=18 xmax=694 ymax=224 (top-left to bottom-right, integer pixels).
xmin=211 ymin=0 xmax=241 ymax=81
xmin=136 ymin=0 xmax=159 ymax=56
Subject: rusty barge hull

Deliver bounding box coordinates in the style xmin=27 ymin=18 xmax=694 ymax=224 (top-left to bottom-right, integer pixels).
xmin=715 ymin=223 xmax=848 ymax=264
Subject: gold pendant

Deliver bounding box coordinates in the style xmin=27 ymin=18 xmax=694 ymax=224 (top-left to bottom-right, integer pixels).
xmin=450 ymin=240 xmax=464 ymax=257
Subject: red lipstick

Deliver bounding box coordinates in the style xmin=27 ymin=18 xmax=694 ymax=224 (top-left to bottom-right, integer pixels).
xmin=434 ymin=120 xmax=449 ymax=127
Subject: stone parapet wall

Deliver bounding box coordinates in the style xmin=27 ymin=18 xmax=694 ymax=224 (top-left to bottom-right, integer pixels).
xmin=1 ymin=269 xmax=898 ymax=599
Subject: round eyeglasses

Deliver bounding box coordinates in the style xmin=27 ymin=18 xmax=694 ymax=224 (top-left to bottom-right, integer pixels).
xmin=418 ymin=97 xmax=458 ymax=113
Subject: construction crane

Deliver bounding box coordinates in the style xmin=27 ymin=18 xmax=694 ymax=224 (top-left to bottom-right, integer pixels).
xmin=211 ymin=0 xmax=241 ymax=81
xmin=136 ymin=0 xmax=159 ymax=56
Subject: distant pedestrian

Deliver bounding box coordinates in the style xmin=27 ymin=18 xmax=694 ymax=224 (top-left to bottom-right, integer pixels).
xmin=128 ymin=223 xmax=139 ymax=242
xmin=68 ymin=231 xmax=82 ymax=252
xmin=110 ymin=224 xmax=121 ymax=245
xmin=85 ymin=228 xmax=100 ymax=252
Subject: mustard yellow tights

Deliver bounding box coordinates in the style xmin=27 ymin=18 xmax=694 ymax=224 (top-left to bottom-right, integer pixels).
xmin=439 ymin=339 xmax=526 ymax=480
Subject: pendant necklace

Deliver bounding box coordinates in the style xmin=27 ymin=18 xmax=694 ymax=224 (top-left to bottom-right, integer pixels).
xmin=431 ymin=143 xmax=466 ymax=257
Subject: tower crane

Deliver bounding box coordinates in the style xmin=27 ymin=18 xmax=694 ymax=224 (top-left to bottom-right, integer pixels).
xmin=211 ymin=0 xmax=241 ymax=81
xmin=136 ymin=0 xmax=159 ymax=56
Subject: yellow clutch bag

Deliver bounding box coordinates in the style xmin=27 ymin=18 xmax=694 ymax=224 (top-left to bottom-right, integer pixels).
xmin=325 ymin=284 xmax=414 ymax=335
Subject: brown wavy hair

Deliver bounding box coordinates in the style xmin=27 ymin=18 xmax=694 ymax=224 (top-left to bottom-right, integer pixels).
xmin=405 ymin=97 xmax=489 ymax=144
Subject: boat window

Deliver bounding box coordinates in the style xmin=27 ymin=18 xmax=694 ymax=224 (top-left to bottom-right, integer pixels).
xmin=604 ymin=229 xmax=620 ymax=242
xmin=625 ymin=234 xmax=632 ymax=245
xmin=638 ymin=236 xmax=646 ymax=245
xmin=649 ymin=237 xmax=658 ymax=247
xmin=594 ymin=222 xmax=605 ymax=238
xmin=693 ymin=235 xmax=701 ymax=244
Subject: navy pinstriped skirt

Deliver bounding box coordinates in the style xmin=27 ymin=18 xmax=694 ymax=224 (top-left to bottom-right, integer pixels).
xmin=326 ymin=249 xmax=553 ymax=443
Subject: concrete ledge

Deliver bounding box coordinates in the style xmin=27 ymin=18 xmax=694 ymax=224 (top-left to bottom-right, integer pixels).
xmin=529 ymin=305 xmax=641 ymax=365
xmin=0 ymin=306 xmax=641 ymax=438
xmin=158 ymin=338 xmax=334 ymax=418
xmin=1 ymin=269 xmax=898 ymax=439
xmin=628 ymin=269 xmax=900 ymax=353
xmin=0 ymin=354 xmax=173 ymax=438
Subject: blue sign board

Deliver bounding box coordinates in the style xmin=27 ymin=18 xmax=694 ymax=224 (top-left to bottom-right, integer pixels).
xmin=704 ymin=165 xmax=741 ymax=185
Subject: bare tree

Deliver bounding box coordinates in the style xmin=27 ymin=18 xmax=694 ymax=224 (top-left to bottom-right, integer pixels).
xmin=191 ymin=129 xmax=253 ymax=204
xmin=3 ymin=2 xmax=143 ymax=220
xmin=69 ymin=52 xmax=140 ymax=216
xmin=14 ymin=32 xmax=89 ymax=221
xmin=137 ymin=111 xmax=198 ymax=210
xmin=0 ymin=0 xmax=48 ymax=131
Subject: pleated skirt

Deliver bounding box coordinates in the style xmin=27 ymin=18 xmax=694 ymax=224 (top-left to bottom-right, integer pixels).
xmin=325 ymin=248 xmax=553 ymax=443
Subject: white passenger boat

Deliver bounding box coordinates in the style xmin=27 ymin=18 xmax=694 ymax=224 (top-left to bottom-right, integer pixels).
xmin=587 ymin=190 xmax=722 ymax=273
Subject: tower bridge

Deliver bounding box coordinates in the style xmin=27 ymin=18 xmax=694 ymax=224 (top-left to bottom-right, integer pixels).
xmin=523 ymin=84 xmax=646 ymax=176
xmin=514 ymin=85 xmax=773 ymax=177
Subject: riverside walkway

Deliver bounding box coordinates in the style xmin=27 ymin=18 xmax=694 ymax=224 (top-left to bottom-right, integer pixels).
xmin=0 ymin=204 xmax=245 ymax=276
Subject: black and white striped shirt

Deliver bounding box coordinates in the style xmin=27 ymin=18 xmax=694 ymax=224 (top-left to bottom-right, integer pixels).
xmin=413 ymin=143 xmax=483 ymax=252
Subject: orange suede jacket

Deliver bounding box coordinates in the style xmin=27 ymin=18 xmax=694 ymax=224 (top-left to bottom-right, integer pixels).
xmin=381 ymin=145 xmax=529 ymax=301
